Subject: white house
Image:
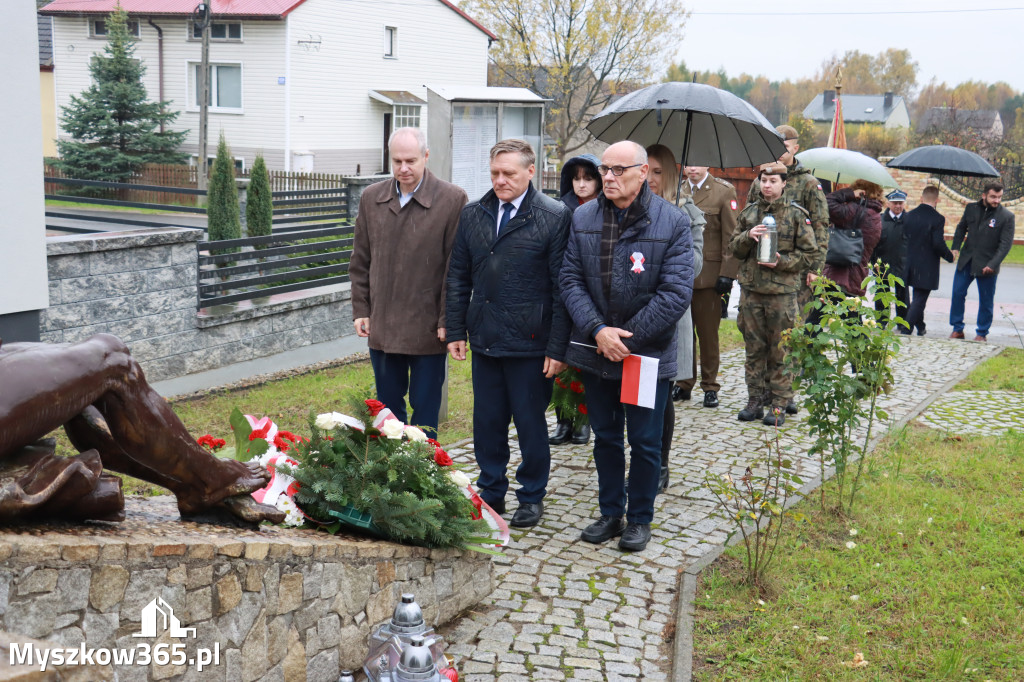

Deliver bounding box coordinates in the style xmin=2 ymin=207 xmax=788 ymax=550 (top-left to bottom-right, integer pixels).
xmin=39 ymin=0 xmax=496 ymax=174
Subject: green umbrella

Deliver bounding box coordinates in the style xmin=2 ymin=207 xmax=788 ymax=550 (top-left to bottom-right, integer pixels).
xmin=796 ymin=147 xmax=900 ymax=188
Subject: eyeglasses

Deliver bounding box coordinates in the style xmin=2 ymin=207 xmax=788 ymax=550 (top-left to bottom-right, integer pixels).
xmin=597 ymin=164 xmax=643 ymax=176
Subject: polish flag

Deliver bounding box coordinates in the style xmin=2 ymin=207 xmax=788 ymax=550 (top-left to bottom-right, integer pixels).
xmin=620 ymin=354 xmax=660 ymax=408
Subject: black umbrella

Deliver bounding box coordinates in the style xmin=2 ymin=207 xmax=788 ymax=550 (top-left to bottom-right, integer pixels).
xmin=886 ymin=144 xmax=1000 ymax=178
xmin=586 ymin=82 xmax=786 ymax=201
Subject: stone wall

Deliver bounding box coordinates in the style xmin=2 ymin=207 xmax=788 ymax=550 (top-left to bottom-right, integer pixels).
xmin=0 ymin=500 xmax=494 ymax=681
xmin=41 ymin=228 xmax=353 ymax=382
xmin=884 ymin=166 xmax=1024 ymax=241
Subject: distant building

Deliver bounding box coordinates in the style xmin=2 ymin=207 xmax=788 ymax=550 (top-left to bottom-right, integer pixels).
xmin=39 ymin=14 xmax=57 ymax=157
xmin=39 ymin=0 xmax=496 ymax=174
xmin=803 ymin=90 xmax=911 ymax=130
xmin=919 ymin=107 xmax=1004 ymax=141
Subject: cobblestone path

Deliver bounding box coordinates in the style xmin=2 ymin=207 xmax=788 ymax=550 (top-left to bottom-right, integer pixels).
xmin=440 ymin=337 xmax=998 ymax=680
xmin=918 ymin=390 xmax=1024 ymax=436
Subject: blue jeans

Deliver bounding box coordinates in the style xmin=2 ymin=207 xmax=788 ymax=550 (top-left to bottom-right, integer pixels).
xmin=949 ymin=264 xmax=998 ymax=337
xmin=369 ymin=350 xmax=447 ymax=437
xmin=471 ymin=353 xmax=553 ymax=505
xmin=580 ymin=372 xmax=670 ymax=524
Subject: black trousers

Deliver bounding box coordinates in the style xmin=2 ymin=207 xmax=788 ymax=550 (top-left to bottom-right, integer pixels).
xmin=905 ymin=287 xmax=932 ymax=334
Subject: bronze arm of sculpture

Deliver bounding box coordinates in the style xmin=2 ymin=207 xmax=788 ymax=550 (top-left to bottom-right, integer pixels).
xmin=0 ymin=334 xmax=285 ymax=526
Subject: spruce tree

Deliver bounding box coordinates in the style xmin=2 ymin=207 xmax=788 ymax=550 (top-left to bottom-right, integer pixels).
xmin=55 ymin=6 xmax=187 ymax=181
xmin=207 ymin=133 xmax=241 ymax=245
xmin=246 ymin=155 xmax=273 ymax=243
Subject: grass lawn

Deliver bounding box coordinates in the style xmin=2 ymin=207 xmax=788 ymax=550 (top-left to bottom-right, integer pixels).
xmin=45 ymin=199 xmax=188 ymax=215
xmin=692 ymin=350 xmax=1024 ymax=680
xmin=946 ymin=241 xmax=1024 ymax=266
xmin=952 ymin=346 xmax=1024 ymax=392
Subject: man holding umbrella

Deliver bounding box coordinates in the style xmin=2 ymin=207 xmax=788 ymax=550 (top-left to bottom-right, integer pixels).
xmin=949 ymin=181 xmax=1015 ymax=342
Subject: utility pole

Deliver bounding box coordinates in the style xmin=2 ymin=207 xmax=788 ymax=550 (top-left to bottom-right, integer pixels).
xmin=194 ymin=3 xmax=211 ymax=192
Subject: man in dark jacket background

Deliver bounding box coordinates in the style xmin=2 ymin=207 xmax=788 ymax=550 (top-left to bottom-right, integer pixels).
xmin=560 ymin=140 xmax=694 ymax=552
xmin=446 ymin=139 xmax=572 ymax=529
xmin=949 ymin=181 xmax=1015 ymax=341
xmin=349 ymin=127 xmax=467 ymax=437
xmin=874 ymin=189 xmax=909 ymax=323
xmin=902 ymin=186 xmax=953 ymax=336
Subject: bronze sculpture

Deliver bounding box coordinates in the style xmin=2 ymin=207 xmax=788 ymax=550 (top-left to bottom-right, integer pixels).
xmin=0 ymin=334 xmax=285 ymax=526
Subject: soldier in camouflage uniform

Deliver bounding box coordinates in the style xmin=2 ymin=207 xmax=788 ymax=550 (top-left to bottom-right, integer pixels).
xmin=730 ymin=163 xmax=818 ymax=427
xmin=747 ymin=124 xmax=829 ymax=414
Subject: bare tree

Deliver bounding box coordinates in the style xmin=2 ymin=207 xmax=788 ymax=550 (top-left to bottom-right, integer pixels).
xmin=468 ymin=0 xmax=688 ymax=157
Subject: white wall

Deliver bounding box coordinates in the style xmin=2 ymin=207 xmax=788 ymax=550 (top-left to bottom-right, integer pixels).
xmin=0 ymin=3 xmax=49 ymax=317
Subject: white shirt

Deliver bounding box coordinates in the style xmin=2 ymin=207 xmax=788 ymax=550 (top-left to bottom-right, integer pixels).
xmin=496 ymin=190 xmax=528 ymax=235
xmin=689 ymin=172 xmax=709 ymax=194
xmin=397 ymin=177 xmax=423 ymax=208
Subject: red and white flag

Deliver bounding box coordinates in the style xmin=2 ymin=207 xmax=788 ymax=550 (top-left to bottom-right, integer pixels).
xmin=620 ymin=354 xmax=660 ymax=408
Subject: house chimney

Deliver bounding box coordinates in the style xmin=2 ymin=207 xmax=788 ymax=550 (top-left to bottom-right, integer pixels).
xmin=824 ymin=90 xmax=835 ymax=107
xmin=884 ymin=91 xmax=894 ymax=109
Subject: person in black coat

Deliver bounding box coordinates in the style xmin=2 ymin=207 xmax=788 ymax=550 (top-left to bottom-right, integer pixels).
xmin=446 ymin=139 xmax=572 ymax=529
xmin=874 ymin=189 xmax=909 ymax=323
xmin=549 ymin=154 xmax=602 ymax=447
xmin=902 ymin=186 xmax=954 ymax=336
xmin=949 ymin=181 xmax=1016 ymax=341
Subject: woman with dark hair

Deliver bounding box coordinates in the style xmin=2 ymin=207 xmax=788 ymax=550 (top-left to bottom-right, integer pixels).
xmin=549 ymin=154 xmax=602 ymax=446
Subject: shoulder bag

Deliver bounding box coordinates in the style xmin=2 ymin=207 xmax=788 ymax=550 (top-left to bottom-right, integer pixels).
xmin=825 ymin=203 xmax=865 ymax=267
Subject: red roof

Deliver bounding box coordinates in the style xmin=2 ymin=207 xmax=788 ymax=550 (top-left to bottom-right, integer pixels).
xmin=39 ymin=0 xmax=496 ymax=38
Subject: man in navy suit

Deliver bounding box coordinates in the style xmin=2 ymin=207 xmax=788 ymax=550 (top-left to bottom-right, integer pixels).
xmin=902 ymin=186 xmax=954 ymax=336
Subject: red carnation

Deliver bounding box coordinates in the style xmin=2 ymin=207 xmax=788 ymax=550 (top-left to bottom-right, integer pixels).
xmin=249 ymin=423 xmax=271 ymax=441
xmin=364 ymin=399 xmax=386 ymax=416
xmin=433 ymin=448 xmax=453 ymax=467
xmin=197 ymin=434 xmax=225 ymax=451
xmin=273 ymin=432 xmax=298 ymax=452
xmin=578 ymin=404 xmax=588 ymax=415
xmin=555 ymin=378 xmax=567 ymax=389
xmin=569 ymin=381 xmax=584 ymax=394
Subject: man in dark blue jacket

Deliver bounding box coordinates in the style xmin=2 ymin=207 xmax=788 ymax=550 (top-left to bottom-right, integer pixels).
xmin=446 ymin=139 xmax=572 ymax=529
xmin=560 ymin=140 xmax=694 ymax=551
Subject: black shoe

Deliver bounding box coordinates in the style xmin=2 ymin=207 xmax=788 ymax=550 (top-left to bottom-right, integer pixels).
xmin=548 ymin=420 xmax=572 ymax=445
xmin=570 ymin=423 xmax=591 ymax=445
xmin=763 ymin=407 xmax=786 ymax=427
xmin=618 ymin=522 xmax=652 ymax=552
xmin=657 ymin=464 xmax=669 ymax=493
xmin=581 ymin=515 xmax=626 ymax=544
xmin=509 ymin=501 xmax=543 ymax=528
xmin=785 ymin=398 xmax=798 ymax=415
xmin=738 ymin=397 xmax=765 ymax=421
xmin=917 ymin=323 xmax=927 ymax=336
xmin=703 ymin=390 xmax=719 ymax=408
xmin=671 ymin=385 xmax=692 ymax=402
xmin=482 ymin=496 xmax=506 ymax=515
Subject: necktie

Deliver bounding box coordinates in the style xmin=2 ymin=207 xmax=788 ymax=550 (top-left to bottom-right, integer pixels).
xmin=498 ymin=202 xmax=514 ymax=234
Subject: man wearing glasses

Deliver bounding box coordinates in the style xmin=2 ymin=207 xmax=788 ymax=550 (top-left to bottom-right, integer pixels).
xmin=560 ymin=141 xmax=694 ymax=552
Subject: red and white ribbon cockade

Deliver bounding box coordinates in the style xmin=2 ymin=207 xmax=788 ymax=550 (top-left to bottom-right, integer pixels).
xmin=630 ymin=251 xmax=645 ymax=274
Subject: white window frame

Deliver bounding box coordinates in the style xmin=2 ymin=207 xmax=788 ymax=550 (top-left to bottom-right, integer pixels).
xmin=188 ymin=20 xmax=243 ymax=42
xmin=186 ymin=60 xmax=244 ymax=114
xmin=190 ymin=154 xmax=246 ymax=173
xmin=393 ymin=105 xmax=421 ymax=129
xmin=384 ymin=26 xmax=398 ymax=58
xmin=90 ymin=18 xmax=141 ymax=38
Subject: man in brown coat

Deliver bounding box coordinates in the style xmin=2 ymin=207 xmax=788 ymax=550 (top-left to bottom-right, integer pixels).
xmin=349 ymin=127 xmax=468 ymax=436
xmin=678 ymin=166 xmax=739 ymax=408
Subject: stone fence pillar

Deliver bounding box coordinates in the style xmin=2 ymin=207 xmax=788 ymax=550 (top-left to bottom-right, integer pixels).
xmin=343 ymin=175 xmax=391 ymax=222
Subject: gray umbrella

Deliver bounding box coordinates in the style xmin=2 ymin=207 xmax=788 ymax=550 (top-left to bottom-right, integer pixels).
xmin=586 ymin=81 xmax=786 ymax=171
xmin=886 ymin=144 xmax=1000 ymax=178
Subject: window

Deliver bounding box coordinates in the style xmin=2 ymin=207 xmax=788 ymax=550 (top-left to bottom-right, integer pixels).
xmin=384 ymin=26 xmax=397 ymax=58
xmin=394 ymin=105 xmax=420 ymax=128
xmin=90 ymin=19 xmax=140 ymax=38
xmin=190 ymin=21 xmax=243 ymax=41
xmin=190 ymin=63 xmax=243 ymax=112
xmin=190 ymin=155 xmax=245 ymax=173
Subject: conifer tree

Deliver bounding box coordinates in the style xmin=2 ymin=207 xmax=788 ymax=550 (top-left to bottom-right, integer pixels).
xmin=207 ymin=133 xmax=241 ymax=245
xmin=56 ymin=5 xmax=187 ymax=181
xmin=246 ymin=155 xmax=273 ymax=242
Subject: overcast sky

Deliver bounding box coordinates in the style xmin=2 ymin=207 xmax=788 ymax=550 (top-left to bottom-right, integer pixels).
xmin=677 ymin=0 xmax=1024 ymax=94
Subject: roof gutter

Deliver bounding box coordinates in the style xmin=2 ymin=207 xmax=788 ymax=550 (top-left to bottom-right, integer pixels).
xmin=146 ymin=17 xmax=164 ymax=134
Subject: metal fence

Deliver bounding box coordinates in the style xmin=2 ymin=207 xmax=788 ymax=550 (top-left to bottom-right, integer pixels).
xmin=941 ymin=160 xmax=1024 ymax=202
xmin=44 ymin=176 xmax=207 ymax=232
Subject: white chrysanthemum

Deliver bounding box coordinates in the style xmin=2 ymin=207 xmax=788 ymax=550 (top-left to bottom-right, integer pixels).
xmin=404 ymin=426 xmax=428 ymax=442
xmin=379 ymin=419 xmax=406 ymax=439
xmin=275 ymin=494 xmax=304 ymax=527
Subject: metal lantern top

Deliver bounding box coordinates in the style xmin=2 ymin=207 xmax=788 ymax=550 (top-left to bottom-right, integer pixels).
xmin=391 ymin=594 xmax=425 ymax=633
xmin=391 ymin=635 xmax=442 ymax=682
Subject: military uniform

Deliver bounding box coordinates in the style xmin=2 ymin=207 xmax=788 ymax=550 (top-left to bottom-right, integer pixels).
xmin=729 ymin=195 xmax=817 ymax=411
xmin=678 ymin=174 xmax=738 ymax=395
xmin=748 ymin=162 xmax=828 ymax=310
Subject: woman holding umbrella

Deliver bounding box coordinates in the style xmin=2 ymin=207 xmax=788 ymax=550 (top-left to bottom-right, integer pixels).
xmin=548 ymin=155 xmax=602 ymax=447
xmin=647 ymin=143 xmax=704 ymax=493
